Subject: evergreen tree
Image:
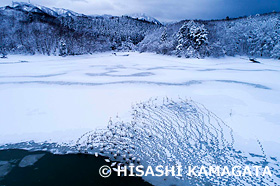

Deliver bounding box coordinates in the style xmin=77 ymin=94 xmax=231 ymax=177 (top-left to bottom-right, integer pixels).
xmin=176 ymin=22 xmax=188 ymax=57
xmin=186 ymin=21 xmax=208 ymax=51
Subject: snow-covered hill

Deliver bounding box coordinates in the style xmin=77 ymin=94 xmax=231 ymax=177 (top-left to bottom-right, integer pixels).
xmin=0 ymin=2 xmax=279 ymax=59
xmin=10 ymin=2 xmax=84 ymax=17
xmin=126 ymin=13 xmax=162 ymax=25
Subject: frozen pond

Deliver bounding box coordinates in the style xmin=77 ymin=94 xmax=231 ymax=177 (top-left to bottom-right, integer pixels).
xmin=1 ymin=52 xmax=280 ymax=185
xmin=1 ymin=52 xmax=280 ymax=154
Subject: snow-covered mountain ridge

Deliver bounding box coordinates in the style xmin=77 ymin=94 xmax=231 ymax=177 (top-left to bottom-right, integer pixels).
xmin=9 ymin=2 xmax=84 ymax=17
xmin=126 ymin=13 xmax=162 ymax=25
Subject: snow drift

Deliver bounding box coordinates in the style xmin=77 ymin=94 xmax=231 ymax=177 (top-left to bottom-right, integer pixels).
xmin=77 ymin=98 xmax=280 ymax=186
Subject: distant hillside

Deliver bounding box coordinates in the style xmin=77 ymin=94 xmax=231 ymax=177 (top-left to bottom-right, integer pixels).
xmin=0 ymin=2 xmax=159 ymax=56
xmin=0 ymin=2 xmax=279 ymax=59
xmin=126 ymin=13 xmax=162 ymax=25
xmin=139 ymin=12 xmax=280 ymax=59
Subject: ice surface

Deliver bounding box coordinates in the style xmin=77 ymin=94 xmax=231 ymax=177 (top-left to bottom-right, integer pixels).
xmin=18 ymin=154 xmax=45 ymax=167
xmin=1 ymin=52 xmax=280 ymax=185
xmin=0 ymin=52 xmax=280 ymax=154
xmin=0 ymin=161 xmax=13 ymax=178
xmin=77 ymin=98 xmax=280 ymax=185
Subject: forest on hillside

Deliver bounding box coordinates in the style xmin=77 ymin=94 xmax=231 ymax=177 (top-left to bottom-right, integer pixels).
xmin=0 ymin=2 xmax=279 ymax=59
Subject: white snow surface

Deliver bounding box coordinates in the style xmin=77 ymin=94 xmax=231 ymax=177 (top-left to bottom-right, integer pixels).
xmin=0 ymin=52 xmax=280 ymax=158
xmin=11 ymin=2 xmax=83 ymax=17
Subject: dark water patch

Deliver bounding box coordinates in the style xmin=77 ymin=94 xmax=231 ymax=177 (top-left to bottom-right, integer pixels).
xmin=0 ymin=149 xmax=152 ymax=186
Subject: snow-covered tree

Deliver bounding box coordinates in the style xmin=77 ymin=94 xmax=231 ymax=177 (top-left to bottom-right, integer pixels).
xmin=272 ymin=44 xmax=280 ymax=59
xmin=187 ymin=21 xmax=208 ymax=49
xmin=185 ymin=46 xmax=200 ymax=58
xmin=160 ymin=27 xmax=167 ymax=43
xmin=59 ymin=40 xmax=67 ymax=56
xmin=186 ymin=21 xmax=209 ymax=57
xmin=176 ymin=22 xmax=188 ymax=57
xmin=175 ymin=21 xmax=209 ymax=58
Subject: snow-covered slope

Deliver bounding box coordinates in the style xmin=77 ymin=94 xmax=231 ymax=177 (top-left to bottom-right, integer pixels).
xmin=10 ymin=2 xmax=83 ymax=17
xmin=0 ymin=2 xmax=279 ymax=58
xmin=126 ymin=13 xmax=162 ymax=25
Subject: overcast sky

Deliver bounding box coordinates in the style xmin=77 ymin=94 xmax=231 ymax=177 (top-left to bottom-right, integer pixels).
xmin=0 ymin=0 xmax=279 ymax=22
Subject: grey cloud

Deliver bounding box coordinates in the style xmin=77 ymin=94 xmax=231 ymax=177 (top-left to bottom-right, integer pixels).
xmin=71 ymin=0 xmax=88 ymax=3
